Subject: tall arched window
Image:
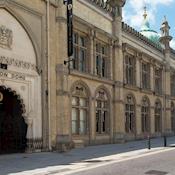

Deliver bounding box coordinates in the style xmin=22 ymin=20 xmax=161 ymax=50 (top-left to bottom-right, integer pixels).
xmin=171 ymin=102 xmax=175 ymax=133
xmin=95 ymin=89 xmax=109 ymax=134
xmin=155 ymin=100 xmax=162 ymax=133
xmin=141 ymin=97 xmax=150 ymax=133
xmin=71 ymin=84 xmax=88 ymax=135
xmin=125 ymin=95 xmax=135 ymax=133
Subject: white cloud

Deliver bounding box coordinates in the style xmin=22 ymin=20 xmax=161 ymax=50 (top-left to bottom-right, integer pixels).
xmin=123 ymin=0 xmax=173 ymax=29
xmin=170 ymin=39 xmax=175 ymax=50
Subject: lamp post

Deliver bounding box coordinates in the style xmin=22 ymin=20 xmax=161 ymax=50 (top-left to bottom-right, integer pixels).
xmin=63 ymin=0 xmax=74 ymax=73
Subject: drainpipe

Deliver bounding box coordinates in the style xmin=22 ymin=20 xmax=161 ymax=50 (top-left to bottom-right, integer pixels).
xmin=46 ymin=0 xmax=51 ymax=151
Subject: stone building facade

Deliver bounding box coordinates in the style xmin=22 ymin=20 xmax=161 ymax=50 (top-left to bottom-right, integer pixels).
xmin=0 ymin=0 xmax=175 ymax=154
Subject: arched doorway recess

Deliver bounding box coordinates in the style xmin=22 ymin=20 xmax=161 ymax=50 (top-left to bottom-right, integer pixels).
xmin=0 ymin=86 xmax=27 ymax=154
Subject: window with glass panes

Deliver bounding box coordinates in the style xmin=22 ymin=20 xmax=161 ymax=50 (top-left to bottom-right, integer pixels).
xmin=142 ymin=62 xmax=150 ymax=89
xmin=155 ymin=68 xmax=162 ymax=94
xmin=95 ymin=42 xmax=108 ymax=78
xmin=72 ymin=32 xmax=87 ymax=72
xmin=125 ymin=95 xmax=135 ymax=133
xmin=125 ymin=55 xmax=136 ymax=85
xmin=171 ymin=73 xmax=175 ymax=96
xmin=71 ymin=86 xmax=88 ymax=135
xmin=95 ymin=90 xmax=109 ymax=134
xmin=141 ymin=97 xmax=150 ymax=133
xmin=155 ymin=100 xmax=162 ymax=133
xmin=171 ymin=102 xmax=175 ymax=133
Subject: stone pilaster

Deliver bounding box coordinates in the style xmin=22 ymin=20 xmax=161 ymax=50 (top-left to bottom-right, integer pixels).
xmin=150 ymin=106 xmax=155 ymax=135
xmin=136 ymin=56 xmax=141 ymax=88
xmin=89 ymin=97 xmax=96 ymax=143
xmin=150 ymin=62 xmax=154 ymax=91
xmin=89 ymin=29 xmax=95 ymax=75
xmin=25 ymin=117 xmax=33 ymax=152
xmin=136 ymin=105 xmax=141 ymax=136
xmin=164 ymin=66 xmax=171 ymax=135
xmin=55 ymin=2 xmax=71 ymax=151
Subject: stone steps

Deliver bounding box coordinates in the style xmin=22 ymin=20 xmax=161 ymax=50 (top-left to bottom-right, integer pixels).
xmin=73 ymin=139 xmax=84 ymax=148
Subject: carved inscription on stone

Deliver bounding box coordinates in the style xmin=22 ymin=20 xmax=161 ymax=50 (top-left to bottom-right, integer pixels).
xmin=0 ymin=56 xmax=36 ymax=71
xmin=0 ymin=25 xmax=13 ymax=49
xmin=0 ymin=70 xmax=25 ymax=81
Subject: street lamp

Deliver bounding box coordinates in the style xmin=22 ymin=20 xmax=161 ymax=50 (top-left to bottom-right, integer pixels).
xmin=106 ymin=0 xmax=126 ymax=7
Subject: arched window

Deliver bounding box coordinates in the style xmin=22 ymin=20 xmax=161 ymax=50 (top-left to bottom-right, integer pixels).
xmin=71 ymin=84 xmax=88 ymax=135
xmin=171 ymin=102 xmax=175 ymax=133
xmin=95 ymin=89 xmax=109 ymax=134
xmin=155 ymin=100 xmax=162 ymax=133
xmin=125 ymin=95 xmax=135 ymax=133
xmin=141 ymin=97 xmax=150 ymax=133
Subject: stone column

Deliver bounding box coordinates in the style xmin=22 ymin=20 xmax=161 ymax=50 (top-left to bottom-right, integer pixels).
xmin=112 ymin=10 xmax=125 ymax=143
xmin=24 ymin=117 xmax=33 ymax=152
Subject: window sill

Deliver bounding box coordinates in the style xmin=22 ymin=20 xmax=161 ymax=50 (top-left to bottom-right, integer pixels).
xmin=170 ymin=96 xmax=175 ymax=100
xmin=95 ymin=133 xmax=110 ymax=137
xmin=124 ymin=84 xmax=139 ymax=91
xmin=154 ymin=91 xmax=164 ymax=97
xmin=70 ymin=70 xmax=113 ymax=85
xmin=72 ymin=134 xmax=88 ymax=137
xmin=140 ymin=88 xmax=153 ymax=94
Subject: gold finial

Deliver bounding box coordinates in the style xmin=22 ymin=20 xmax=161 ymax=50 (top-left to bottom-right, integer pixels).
xmin=143 ymin=6 xmax=147 ymax=19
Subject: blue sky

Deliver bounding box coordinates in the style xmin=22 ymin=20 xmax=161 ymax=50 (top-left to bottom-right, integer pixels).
xmin=122 ymin=0 xmax=175 ymax=49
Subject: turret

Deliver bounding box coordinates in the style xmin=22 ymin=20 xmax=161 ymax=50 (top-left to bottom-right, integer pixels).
xmin=159 ymin=16 xmax=172 ymax=50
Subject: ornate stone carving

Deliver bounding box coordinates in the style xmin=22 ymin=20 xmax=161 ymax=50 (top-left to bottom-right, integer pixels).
xmin=0 ymin=55 xmax=36 ymax=71
xmin=0 ymin=92 xmax=3 ymax=102
xmin=0 ymin=25 xmax=13 ymax=49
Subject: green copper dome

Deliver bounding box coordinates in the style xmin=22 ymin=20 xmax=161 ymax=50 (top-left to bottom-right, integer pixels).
xmin=140 ymin=7 xmax=160 ymax=45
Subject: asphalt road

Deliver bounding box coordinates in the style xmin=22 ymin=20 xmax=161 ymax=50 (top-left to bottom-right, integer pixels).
xmin=71 ymin=148 xmax=175 ymax=175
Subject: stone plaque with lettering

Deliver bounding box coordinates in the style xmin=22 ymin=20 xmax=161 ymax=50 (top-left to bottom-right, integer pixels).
xmin=0 ymin=25 xmax=13 ymax=49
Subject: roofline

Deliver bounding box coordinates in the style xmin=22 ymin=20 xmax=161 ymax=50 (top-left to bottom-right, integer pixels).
xmin=122 ymin=22 xmax=163 ymax=53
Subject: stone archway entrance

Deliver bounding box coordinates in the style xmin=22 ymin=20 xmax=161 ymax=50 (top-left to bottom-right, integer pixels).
xmin=0 ymin=86 xmax=27 ymax=154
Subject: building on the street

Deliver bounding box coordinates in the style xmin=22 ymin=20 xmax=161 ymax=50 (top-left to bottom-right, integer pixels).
xmin=0 ymin=0 xmax=175 ymax=154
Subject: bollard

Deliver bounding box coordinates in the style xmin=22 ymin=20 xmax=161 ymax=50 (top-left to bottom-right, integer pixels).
xmin=148 ymin=135 xmax=151 ymax=149
xmin=164 ymin=135 xmax=167 ymax=147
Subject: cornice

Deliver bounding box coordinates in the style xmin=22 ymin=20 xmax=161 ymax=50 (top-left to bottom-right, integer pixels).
xmin=84 ymin=0 xmax=114 ymax=16
xmin=73 ymin=15 xmax=114 ymax=40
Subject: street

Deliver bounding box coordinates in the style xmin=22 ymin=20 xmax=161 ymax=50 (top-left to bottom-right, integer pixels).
xmin=0 ymin=137 xmax=175 ymax=175
xmin=70 ymin=147 xmax=175 ymax=175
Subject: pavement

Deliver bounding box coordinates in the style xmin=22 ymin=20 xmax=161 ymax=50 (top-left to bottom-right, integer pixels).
xmin=1 ymin=136 xmax=175 ymax=175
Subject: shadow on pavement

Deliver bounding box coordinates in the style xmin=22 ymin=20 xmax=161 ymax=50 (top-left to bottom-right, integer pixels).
xmin=0 ymin=136 xmax=175 ymax=175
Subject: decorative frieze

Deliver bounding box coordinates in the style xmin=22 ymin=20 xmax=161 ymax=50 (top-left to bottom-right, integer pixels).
xmin=0 ymin=55 xmax=36 ymax=71
xmin=26 ymin=138 xmax=43 ymax=152
xmin=0 ymin=25 xmax=13 ymax=49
